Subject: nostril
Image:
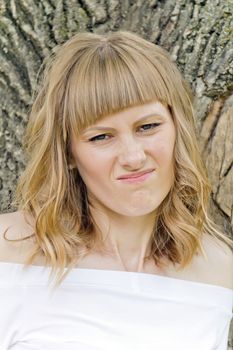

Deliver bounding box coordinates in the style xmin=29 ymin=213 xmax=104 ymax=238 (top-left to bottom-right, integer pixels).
xmin=118 ymin=149 xmax=146 ymax=169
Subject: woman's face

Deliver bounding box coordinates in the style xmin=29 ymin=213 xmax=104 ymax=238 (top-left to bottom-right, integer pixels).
xmin=70 ymin=101 xmax=176 ymax=217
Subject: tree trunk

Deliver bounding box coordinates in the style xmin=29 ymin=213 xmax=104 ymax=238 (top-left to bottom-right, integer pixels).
xmin=0 ymin=0 xmax=232 ymax=347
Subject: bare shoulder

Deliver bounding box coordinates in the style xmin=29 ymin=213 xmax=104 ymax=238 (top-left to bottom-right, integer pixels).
xmin=0 ymin=210 xmax=36 ymax=264
xmin=199 ymin=233 xmax=233 ymax=290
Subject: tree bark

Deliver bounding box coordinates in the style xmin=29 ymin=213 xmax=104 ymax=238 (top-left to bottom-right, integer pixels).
xmin=0 ymin=0 xmax=233 ymax=347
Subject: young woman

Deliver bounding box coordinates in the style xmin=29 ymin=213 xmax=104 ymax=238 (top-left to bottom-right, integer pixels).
xmin=0 ymin=31 xmax=232 ymax=350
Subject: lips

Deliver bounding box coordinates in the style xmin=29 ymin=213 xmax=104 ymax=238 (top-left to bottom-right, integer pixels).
xmin=117 ymin=169 xmax=154 ymax=180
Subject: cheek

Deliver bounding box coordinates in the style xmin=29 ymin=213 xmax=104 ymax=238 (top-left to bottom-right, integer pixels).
xmin=74 ymin=149 xmax=111 ymax=185
xmin=76 ymin=157 xmax=98 ymax=182
xmin=150 ymin=132 xmax=175 ymax=164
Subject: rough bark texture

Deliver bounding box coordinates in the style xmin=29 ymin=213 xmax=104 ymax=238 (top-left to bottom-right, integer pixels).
xmin=0 ymin=0 xmax=232 ymax=347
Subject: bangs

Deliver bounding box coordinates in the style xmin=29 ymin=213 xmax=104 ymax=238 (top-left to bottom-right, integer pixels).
xmin=63 ymin=42 xmax=173 ymax=138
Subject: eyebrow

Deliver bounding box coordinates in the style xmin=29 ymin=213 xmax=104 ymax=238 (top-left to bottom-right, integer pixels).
xmin=84 ymin=113 xmax=164 ymax=132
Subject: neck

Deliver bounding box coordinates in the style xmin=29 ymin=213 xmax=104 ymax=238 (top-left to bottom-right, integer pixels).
xmin=89 ymin=205 xmax=156 ymax=272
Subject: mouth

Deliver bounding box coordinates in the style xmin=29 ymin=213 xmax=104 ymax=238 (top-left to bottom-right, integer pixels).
xmin=117 ymin=169 xmax=155 ymax=184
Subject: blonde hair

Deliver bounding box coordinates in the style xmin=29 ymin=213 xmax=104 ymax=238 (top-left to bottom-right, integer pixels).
xmin=5 ymin=31 xmax=233 ymax=288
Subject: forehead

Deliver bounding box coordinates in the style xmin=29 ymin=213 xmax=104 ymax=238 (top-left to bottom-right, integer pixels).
xmin=102 ymin=101 xmax=170 ymax=122
xmin=74 ymin=101 xmax=172 ymax=136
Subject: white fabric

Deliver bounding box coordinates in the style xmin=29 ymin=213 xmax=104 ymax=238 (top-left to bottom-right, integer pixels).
xmin=0 ymin=262 xmax=232 ymax=350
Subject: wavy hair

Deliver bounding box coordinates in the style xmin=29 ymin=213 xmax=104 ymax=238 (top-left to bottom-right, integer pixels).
xmin=5 ymin=31 xmax=233 ymax=288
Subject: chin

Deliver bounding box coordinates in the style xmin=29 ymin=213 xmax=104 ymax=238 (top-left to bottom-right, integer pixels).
xmin=123 ymin=196 xmax=162 ymax=216
xmin=115 ymin=205 xmax=158 ymax=217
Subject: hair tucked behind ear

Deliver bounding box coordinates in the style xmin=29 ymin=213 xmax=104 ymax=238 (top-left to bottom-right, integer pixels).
xmin=5 ymin=30 xmax=232 ymax=289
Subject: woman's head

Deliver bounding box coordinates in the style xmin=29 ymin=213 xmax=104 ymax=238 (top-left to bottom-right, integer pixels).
xmin=23 ymin=30 xmax=199 ymax=213
xmin=11 ymin=31 xmax=232 ymax=287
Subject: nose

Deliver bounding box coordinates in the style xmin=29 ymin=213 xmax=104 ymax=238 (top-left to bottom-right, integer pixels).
xmin=118 ymin=136 xmax=146 ymax=170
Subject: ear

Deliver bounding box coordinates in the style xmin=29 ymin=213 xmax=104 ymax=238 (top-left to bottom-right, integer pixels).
xmin=67 ymin=147 xmax=76 ymax=170
xmin=68 ymin=163 xmax=76 ymax=170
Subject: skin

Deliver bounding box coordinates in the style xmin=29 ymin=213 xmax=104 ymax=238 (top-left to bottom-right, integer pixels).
xmin=70 ymin=101 xmax=176 ymax=272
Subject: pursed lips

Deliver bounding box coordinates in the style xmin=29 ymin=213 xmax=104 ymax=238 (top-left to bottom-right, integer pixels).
xmin=117 ymin=169 xmax=155 ymax=180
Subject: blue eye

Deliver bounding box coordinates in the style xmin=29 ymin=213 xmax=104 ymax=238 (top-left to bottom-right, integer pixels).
xmin=89 ymin=134 xmax=111 ymax=142
xmin=138 ymin=123 xmax=160 ymax=132
xmin=88 ymin=123 xmax=160 ymax=142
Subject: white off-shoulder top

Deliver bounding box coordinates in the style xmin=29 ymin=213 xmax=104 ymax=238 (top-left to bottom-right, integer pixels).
xmin=0 ymin=262 xmax=232 ymax=350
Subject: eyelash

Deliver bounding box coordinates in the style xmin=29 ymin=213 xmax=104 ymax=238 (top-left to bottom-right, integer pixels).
xmin=88 ymin=123 xmax=160 ymax=142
